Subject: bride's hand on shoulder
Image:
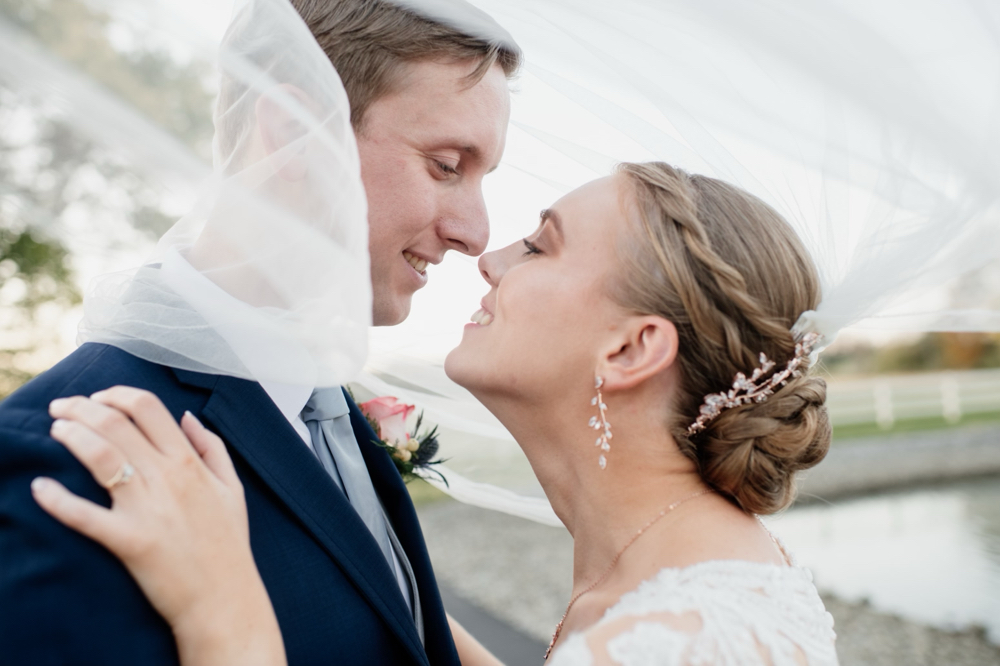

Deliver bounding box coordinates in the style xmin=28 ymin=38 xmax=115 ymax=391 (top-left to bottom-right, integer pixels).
xmin=32 ymin=386 xmax=286 ymax=666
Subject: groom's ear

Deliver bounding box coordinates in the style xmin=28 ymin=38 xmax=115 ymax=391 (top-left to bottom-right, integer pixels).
xmin=255 ymin=84 xmax=315 ymax=182
xmin=599 ymin=316 xmax=679 ymax=391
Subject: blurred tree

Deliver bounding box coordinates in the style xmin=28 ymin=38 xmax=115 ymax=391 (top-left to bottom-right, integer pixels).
xmin=0 ymin=0 xmax=213 ymax=397
xmin=0 ymin=228 xmax=78 ymax=310
xmin=874 ymin=335 xmax=944 ymax=373
xmin=1 ymin=0 xmax=214 ymax=153
xmin=822 ymin=333 xmax=1000 ymax=377
xmin=821 ymin=258 xmax=1000 ymax=377
xmin=939 ymin=332 xmax=997 ymax=369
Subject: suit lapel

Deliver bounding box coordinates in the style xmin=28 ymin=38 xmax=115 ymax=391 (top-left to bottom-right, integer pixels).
xmin=346 ymin=394 xmax=461 ymax=666
xmin=175 ymin=370 xmax=428 ymax=665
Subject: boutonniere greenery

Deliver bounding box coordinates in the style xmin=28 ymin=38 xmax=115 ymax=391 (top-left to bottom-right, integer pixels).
xmin=353 ymin=394 xmax=448 ymax=486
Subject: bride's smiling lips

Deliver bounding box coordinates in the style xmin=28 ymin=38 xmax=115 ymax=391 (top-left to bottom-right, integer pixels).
xmin=468 ymin=299 xmax=494 ymax=327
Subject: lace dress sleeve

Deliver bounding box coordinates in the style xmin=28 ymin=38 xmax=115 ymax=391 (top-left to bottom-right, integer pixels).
xmin=547 ymin=562 xmax=838 ymax=666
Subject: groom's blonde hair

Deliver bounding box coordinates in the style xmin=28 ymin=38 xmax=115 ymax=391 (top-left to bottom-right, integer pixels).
xmin=214 ymin=0 xmax=520 ymax=170
xmin=290 ymin=0 xmax=522 ymax=131
xmin=614 ymin=162 xmax=830 ymax=516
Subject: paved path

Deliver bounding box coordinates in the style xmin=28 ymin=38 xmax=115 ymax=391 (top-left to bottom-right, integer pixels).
xmin=800 ymin=423 xmax=1000 ymax=500
xmin=439 ymin=585 xmax=547 ymax=666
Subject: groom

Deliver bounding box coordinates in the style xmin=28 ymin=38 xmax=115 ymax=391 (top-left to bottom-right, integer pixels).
xmin=0 ymin=1 xmax=518 ymax=664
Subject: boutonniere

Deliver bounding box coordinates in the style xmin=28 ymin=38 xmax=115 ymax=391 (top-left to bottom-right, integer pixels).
xmin=355 ymin=395 xmax=447 ymax=485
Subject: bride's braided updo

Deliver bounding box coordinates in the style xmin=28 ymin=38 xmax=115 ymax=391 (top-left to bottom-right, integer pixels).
xmin=614 ymin=162 xmax=830 ymax=515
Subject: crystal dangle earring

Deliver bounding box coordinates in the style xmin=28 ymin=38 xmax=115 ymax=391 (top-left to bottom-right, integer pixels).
xmin=589 ymin=376 xmax=612 ymax=469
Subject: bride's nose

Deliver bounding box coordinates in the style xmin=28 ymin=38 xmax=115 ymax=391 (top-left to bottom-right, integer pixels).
xmin=478 ymin=249 xmax=502 ymax=287
xmin=478 ymin=241 xmax=518 ymax=287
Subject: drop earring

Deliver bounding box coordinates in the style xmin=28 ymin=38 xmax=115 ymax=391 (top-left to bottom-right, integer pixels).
xmin=589 ymin=376 xmax=612 ymax=469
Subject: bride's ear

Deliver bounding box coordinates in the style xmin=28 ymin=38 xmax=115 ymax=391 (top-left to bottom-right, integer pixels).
xmin=255 ymin=84 xmax=315 ymax=182
xmin=599 ymin=316 xmax=679 ymax=391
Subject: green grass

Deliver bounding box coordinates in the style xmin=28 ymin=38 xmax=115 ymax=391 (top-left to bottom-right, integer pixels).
xmin=832 ymin=410 xmax=1000 ymax=441
xmin=406 ymin=478 xmax=451 ymax=506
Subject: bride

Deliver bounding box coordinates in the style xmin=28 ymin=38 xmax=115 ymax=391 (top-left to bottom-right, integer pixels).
xmin=34 ymin=161 xmax=838 ymax=665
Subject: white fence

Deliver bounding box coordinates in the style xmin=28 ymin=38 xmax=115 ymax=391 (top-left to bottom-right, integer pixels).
xmin=826 ymin=367 xmax=1000 ymax=429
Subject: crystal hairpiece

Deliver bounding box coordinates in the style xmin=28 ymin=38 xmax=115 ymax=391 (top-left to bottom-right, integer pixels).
xmin=687 ymin=332 xmax=823 ymax=435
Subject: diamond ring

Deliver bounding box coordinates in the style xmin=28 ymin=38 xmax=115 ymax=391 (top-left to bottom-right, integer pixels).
xmin=101 ymin=462 xmax=136 ymax=490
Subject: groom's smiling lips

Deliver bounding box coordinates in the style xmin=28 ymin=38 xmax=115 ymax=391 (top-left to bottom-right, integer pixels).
xmin=401 ymin=249 xmax=439 ymax=283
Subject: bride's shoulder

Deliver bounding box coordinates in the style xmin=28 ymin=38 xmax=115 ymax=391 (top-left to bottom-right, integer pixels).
xmin=549 ymin=561 xmax=839 ymax=666
xmin=609 ymin=559 xmax=832 ymax=623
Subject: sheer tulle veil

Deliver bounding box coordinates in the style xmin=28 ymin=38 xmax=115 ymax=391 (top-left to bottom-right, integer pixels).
xmin=2 ymin=0 xmax=998 ymax=524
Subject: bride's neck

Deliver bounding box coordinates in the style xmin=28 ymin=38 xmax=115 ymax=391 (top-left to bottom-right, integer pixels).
xmin=561 ymin=458 xmax=706 ymax=591
xmin=487 ymin=389 xmax=706 ymax=587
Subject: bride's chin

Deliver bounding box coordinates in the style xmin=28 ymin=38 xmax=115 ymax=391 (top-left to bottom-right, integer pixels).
xmin=443 ymin=346 xmax=474 ymax=388
xmin=443 ymin=348 xmax=460 ymax=381
xmin=444 ymin=345 xmax=493 ymax=397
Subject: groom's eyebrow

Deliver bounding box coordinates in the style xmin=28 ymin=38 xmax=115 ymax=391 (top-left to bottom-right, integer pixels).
xmin=469 ymin=146 xmax=501 ymax=174
xmin=449 ymin=142 xmax=500 ymax=173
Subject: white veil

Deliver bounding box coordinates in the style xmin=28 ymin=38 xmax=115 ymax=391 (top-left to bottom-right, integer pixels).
xmin=3 ymin=0 xmax=998 ymax=525
xmin=362 ymin=0 xmax=1000 ymax=523
xmin=3 ymin=0 xmax=371 ymax=389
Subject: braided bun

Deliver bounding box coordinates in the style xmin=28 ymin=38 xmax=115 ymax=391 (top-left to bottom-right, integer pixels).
xmin=614 ymin=162 xmax=831 ymax=514
xmin=696 ymin=376 xmax=830 ymax=514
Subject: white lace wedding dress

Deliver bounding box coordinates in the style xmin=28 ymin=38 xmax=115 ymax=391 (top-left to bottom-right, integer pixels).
xmin=548 ymin=556 xmax=838 ymax=666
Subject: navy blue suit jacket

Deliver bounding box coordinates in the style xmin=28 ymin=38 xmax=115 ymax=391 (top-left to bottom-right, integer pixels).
xmin=0 ymin=343 xmax=460 ymax=666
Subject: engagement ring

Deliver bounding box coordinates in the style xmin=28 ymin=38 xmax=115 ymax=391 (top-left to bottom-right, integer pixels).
xmin=102 ymin=462 xmax=135 ymax=490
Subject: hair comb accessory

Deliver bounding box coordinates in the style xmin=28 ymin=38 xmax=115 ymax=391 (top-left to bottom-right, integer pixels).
xmin=687 ymin=332 xmax=822 ymax=435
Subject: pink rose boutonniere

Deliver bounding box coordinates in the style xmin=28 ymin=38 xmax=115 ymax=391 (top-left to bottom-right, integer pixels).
xmin=355 ymin=395 xmax=446 ymax=485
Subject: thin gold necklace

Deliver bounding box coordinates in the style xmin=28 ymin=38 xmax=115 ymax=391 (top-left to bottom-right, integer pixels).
xmin=544 ymin=488 xmax=715 ymax=661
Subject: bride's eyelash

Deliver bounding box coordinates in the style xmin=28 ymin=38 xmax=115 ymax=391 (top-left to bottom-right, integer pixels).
xmin=522 ymin=239 xmax=542 ymax=256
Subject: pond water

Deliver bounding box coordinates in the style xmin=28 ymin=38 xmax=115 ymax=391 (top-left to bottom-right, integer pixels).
xmin=768 ymin=476 xmax=1000 ymax=643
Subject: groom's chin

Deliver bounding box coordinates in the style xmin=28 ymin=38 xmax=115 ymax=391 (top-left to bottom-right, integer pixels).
xmin=371 ymin=293 xmax=413 ymax=327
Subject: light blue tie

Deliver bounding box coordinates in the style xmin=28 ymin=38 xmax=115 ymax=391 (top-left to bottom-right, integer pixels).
xmin=300 ymin=388 xmax=424 ymax=641
xmin=301 ymin=387 xmax=396 ymax=568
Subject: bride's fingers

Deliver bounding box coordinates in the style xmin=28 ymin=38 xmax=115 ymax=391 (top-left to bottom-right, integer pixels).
xmin=90 ymin=387 xmax=192 ymax=459
xmin=49 ymin=418 xmax=145 ymax=493
xmin=31 ymin=477 xmax=125 ymax=553
xmin=180 ymin=412 xmax=241 ymax=490
xmin=49 ymin=396 xmax=160 ymax=469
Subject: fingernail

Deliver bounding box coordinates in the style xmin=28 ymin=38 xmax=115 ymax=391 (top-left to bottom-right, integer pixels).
xmin=50 ymin=419 xmax=67 ymax=434
xmin=90 ymin=390 xmax=107 ymax=399
xmin=31 ymin=477 xmax=51 ymax=494
xmin=49 ymin=398 xmax=68 ymax=412
xmin=183 ymin=411 xmax=202 ymax=427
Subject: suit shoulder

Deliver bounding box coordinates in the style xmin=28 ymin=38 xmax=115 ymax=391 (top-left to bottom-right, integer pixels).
xmin=0 ymin=343 xmax=175 ymax=435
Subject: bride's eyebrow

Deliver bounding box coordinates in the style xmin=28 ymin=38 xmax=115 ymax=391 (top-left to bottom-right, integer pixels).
xmin=539 ymin=209 xmax=564 ymax=239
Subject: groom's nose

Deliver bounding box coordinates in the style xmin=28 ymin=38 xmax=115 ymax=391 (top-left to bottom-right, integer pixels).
xmin=438 ymin=186 xmax=489 ymax=256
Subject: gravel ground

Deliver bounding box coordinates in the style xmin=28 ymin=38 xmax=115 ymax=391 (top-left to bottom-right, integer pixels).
xmin=417 ymin=500 xmax=1000 ymax=666
xmin=821 ymin=596 xmax=1000 ymax=666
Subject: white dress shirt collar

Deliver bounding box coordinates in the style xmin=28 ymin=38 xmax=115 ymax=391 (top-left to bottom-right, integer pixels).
xmin=159 ymin=249 xmax=314 ymax=438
